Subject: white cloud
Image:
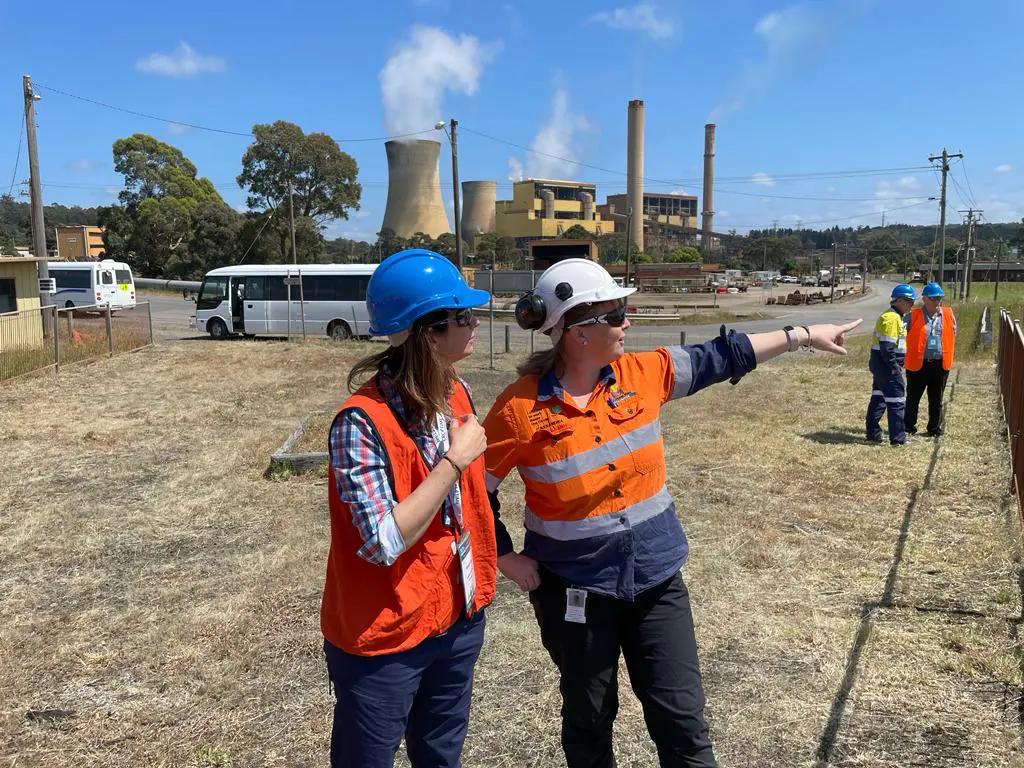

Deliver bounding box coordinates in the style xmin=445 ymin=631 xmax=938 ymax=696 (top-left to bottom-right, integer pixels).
xmin=588 ymin=3 xmax=676 ymax=40
xmin=380 ymin=26 xmax=501 ymax=136
xmin=68 ymin=158 xmax=98 ymax=172
xmin=669 ymin=187 xmax=689 ymax=195
xmin=712 ymin=3 xmax=849 ymax=119
xmin=996 ymin=164 xmax=1013 ymax=173
xmin=898 ymin=175 xmax=920 ymax=189
xmin=136 ymin=43 xmax=226 ymax=78
xmin=509 ymin=88 xmax=592 ymax=180
xmin=167 ymin=122 xmax=191 ymax=136
xmin=751 ymin=172 xmax=776 ymax=187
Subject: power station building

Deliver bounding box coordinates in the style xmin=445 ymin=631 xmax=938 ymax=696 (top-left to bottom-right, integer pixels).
xmin=493 ymin=179 xmax=611 ymax=243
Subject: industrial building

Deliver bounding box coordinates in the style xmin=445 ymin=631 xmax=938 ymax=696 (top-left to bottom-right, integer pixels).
xmin=493 ymin=179 xmax=611 ymax=243
xmin=0 ymin=256 xmax=46 ymax=352
xmin=55 ymin=225 xmax=105 ymax=260
xmin=380 ymin=139 xmax=450 ymax=240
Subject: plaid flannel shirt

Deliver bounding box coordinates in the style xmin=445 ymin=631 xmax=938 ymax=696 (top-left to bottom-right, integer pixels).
xmin=330 ymin=372 xmax=468 ymax=566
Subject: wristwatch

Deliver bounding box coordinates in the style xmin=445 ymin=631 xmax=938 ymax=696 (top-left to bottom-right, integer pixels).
xmin=783 ymin=325 xmax=799 ymax=352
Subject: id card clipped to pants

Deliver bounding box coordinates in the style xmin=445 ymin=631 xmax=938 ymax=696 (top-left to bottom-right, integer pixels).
xmin=564 ymin=588 xmax=587 ymax=624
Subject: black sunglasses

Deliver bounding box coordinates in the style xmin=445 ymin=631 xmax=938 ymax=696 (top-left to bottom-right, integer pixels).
xmin=427 ymin=308 xmax=475 ymax=332
xmin=567 ymin=305 xmax=628 ymax=329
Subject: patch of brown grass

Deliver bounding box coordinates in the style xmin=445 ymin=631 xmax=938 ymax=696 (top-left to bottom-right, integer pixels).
xmin=0 ymin=339 xmax=1020 ymax=766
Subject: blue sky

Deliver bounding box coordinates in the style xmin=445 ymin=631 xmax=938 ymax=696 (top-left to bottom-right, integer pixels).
xmin=1 ymin=0 xmax=1021 ymax=241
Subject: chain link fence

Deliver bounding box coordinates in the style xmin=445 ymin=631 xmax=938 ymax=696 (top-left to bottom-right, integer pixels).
xmin=0 ymin=302 xmax=154 ymax=382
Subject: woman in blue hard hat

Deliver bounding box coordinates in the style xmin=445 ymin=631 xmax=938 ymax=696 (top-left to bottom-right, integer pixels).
xmin=904 ymin=281 xmax=957 ymax=437
xmin=866 ymin=283 xmax=916 ymax=445
xmin=320 ymin=248 xmax=497 ymax=768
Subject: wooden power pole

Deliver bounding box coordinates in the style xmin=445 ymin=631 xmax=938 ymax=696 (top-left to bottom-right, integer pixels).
xmin=23 ymin=75 xmax=52 ymax=337
xmin=928 ymin=148 xmax=963 ymax=287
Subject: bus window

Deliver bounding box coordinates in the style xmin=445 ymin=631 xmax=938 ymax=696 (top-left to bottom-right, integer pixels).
xmin=196 ymin=277 xmax=229 ymax=310
xmin=115 ymin=269 xmax=133 ymax=286
xmin=100 ymin=270 xmax=115 ymax=285
xmin=244 ymin=276 xmax=267 ymax=300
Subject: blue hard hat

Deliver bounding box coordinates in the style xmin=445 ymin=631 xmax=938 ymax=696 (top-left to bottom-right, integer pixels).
xmin=922 ymin=281 xmax=944 ymax=298
xmin=891 ymin=283 xmax=916 ymax=302
xmin=367 ymin=249 xmax=490 ymax=336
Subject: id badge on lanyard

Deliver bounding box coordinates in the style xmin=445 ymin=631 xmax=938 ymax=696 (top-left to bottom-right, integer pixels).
xmin=435 ymin=414 xmax=476 ymax=617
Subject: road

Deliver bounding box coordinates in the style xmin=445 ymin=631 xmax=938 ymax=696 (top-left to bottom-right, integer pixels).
xmin=140 ymin=280 xmax=896 ymax=353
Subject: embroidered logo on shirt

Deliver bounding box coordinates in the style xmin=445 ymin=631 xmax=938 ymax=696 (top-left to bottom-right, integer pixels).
xmin=607 ymin=383 xmax=637 ymax=409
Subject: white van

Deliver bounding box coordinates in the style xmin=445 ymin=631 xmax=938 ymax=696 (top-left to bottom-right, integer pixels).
xmin=47 ymin=260 xmax=136 ymax=310
xmin=193 ymin=264 xmax=378 ymax=340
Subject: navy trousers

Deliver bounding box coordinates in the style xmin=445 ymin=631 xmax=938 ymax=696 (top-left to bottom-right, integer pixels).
xmin=530 ymin=569 xmax=717 ymax=768
xmin=866 ymin=359 xmax=906 ymax=445
xmin=324 ymin=611 xmax=486 ymax=768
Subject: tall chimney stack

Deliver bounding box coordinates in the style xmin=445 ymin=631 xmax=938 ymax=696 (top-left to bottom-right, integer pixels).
xmin=627 ymin=100 xmax=645 ymax=255
xmin=702 ymin=123 xmax=715 ymax=251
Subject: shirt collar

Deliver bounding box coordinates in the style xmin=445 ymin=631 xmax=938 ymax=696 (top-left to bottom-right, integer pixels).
xmin=536 ymin=364 xmax=617 ymax=404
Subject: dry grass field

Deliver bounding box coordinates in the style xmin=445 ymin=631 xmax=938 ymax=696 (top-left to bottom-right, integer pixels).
xmin=1 ymin=336 xmax=1022 ymax=767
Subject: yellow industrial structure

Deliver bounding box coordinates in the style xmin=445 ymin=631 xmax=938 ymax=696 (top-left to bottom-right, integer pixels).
xmin=55 ymin=225 xmax=105 ymax=260
xmin=0 ymin=256 xmax=45 ymax=351
xmin=599 ymin=192 xmax=699 ymax=230
xmin=494 ymin=179 xmax=611 ymax=241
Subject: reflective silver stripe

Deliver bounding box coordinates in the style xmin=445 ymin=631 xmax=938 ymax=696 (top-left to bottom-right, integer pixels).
xmin=485 ymin=472 xmax=502 ymax=492
xmin=519 ymin=420 xmax=662 ymax=484
xmin=871 ymin=390 xmax=884 ymax=396
xmin=667 ymin=345 xmax=693 ymax=399
xmin=877 ymin=335 xmax=897 ymax=343
xmin=524 ymin=486 xmax=673 ymax=541
xmin=883 ymin=396 xmax=905 ymax=403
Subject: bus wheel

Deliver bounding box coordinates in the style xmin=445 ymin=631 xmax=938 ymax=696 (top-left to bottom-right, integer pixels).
xmin=64 ymin=301 xmax=75 ymax=309
xmin=208 ymin=318 xmax=230 ymax=340
xmin=328 ymin=320 xmax=352 ymax=341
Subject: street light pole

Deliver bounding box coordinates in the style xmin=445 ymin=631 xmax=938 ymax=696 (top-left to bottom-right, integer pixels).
xmin=436 ymin=120 xmax=463 ymax=270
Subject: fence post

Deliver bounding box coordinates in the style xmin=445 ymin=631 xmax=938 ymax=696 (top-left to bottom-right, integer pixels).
xmin=489 ymin=271 xmax=494 ymax=370
xmin=52 ymin=306 xmax=60 ymax=375
xmin=146 ymin=301 xmax=154 ymax=347
xmin=351 ymin=305 xmax=359 ymax=339
xmin=679 ymin=330 xmax=686 ymax=346
xmin=105 ymin=306 xmax=114 ymax=357
xmin=504 ymin=324 xmax=511 ymax=354
xmin=66 ymin=308 xmax=74 ymax=338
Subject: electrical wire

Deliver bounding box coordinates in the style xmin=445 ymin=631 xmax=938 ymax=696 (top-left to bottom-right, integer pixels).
xmin=236 ymin=208 xmax=278 ymax=265
xmin=956 ymin=156 xmax=979 ymax=209
xmin=8 ymin=113 xmax=24 ymax=196
xmin=32 ymin=82 xmax=438 ymax=143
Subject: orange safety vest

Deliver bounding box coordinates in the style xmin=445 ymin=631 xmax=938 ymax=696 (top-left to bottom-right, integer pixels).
xmin=905 ymin=306 xmax=955 ymax=372
xmin=320 ymin=378 xmax=496 ymax=656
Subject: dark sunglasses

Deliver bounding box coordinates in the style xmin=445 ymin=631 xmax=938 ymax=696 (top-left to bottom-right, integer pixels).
xmin=567 ymin=305 xmax=628 ymax=329
xmin=427 ymin=308 xmax=475 ymax=332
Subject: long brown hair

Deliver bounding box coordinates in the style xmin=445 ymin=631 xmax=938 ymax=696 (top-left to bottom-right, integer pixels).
xmin=347 ymin=316 xmax=456 ymax=426
xmin=515 ymin=302 xmax=597 ymax=378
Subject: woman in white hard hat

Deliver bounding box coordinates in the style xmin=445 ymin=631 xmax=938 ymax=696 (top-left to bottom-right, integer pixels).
xmin=482 ymin=258 xmax=860 ymax=767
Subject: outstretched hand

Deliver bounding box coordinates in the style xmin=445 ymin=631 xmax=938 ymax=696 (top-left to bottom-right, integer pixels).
xmin=806 ymin=319 xmax=863 ymax=355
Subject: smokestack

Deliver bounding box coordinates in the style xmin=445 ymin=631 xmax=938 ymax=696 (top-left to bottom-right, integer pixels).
xmin=702 ymin=123 xmax=715 ymax=251
xmin=540 ymin=189 xmax=555 ymax=219
xmin=580 ymin=191 xmax=594 ymax=221
xmin=381 ymin=139 xmax=450 ymax=240
xmin=460 ymin=181 xmax=497 ymax=246
xmin=627 ymin=99 xmax=645 ymax=255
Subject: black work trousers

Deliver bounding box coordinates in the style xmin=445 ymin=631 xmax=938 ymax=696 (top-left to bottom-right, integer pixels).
xmin=530 ymin=568 xmax=717 ymax=768
xmin=905 ymin=359 xmax=950 ymax=435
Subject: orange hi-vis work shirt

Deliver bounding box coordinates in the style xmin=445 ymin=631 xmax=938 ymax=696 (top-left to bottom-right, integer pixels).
xmin=483 ymin=329 xmax=757 ymax=600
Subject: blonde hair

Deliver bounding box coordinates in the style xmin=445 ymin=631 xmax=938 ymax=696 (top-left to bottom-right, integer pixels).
xmin=348 ymin=319 xmax=455 ymax=425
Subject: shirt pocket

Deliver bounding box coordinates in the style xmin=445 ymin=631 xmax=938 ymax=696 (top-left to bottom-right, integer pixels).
xmin=607 ymin=400 xmax=655 ymax=475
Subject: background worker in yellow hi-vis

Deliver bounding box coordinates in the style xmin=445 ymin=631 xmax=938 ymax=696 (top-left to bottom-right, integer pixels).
xmin=865 ymin=283 xmax=916 ymax=446
xmin=482 ymin=259 xmax=860 ymax=768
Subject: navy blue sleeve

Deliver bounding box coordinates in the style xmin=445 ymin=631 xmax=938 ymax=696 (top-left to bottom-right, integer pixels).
xmin=488 ymin=491 xmax=516 ymax=557
xmin=667 ymin=325 xmax=757 ymax=399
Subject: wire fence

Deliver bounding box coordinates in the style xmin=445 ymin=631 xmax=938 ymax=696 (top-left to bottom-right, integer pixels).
xmin=997 ymin=308 xmax=1024 ymax=523
xmin=0 ymin=302 xmax=154 ymax=382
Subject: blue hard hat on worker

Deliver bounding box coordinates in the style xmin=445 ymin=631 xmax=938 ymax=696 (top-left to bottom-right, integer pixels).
xmin=890 ymin=283 xmax=917 ymax=302
xmin=366 ymin=249 xmax=490 ymax=338
xmin=921 ymin=282 xmax=944 ymax=299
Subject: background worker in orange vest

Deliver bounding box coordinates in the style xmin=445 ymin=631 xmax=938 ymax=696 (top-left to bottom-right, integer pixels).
xmin=320 ymin=249 xmax=497 ymax=768
xmin=904 ymin=281 xmax=957 ymax=437
xmin=483 ymin=259 xmax=860 ymax=768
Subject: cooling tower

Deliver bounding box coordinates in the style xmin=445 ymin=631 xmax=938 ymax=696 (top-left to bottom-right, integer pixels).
xmin=460 ymin=180 xmax=497 ymax=245
xmin=702 ymin=124 xmax=715 ymax=249
xmin=381 ymin=139 xmax=450 ymax=239
xmin=627 ymin=100 xmax=645 ymax=254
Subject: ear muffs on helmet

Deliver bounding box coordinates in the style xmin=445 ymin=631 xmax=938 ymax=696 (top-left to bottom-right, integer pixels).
xmin=515 ymin=291 xmax=546 ymax=330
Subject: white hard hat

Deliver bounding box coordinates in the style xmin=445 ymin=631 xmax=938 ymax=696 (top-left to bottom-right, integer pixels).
xmin=515 ymin=258 xmax=636 ymax=335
